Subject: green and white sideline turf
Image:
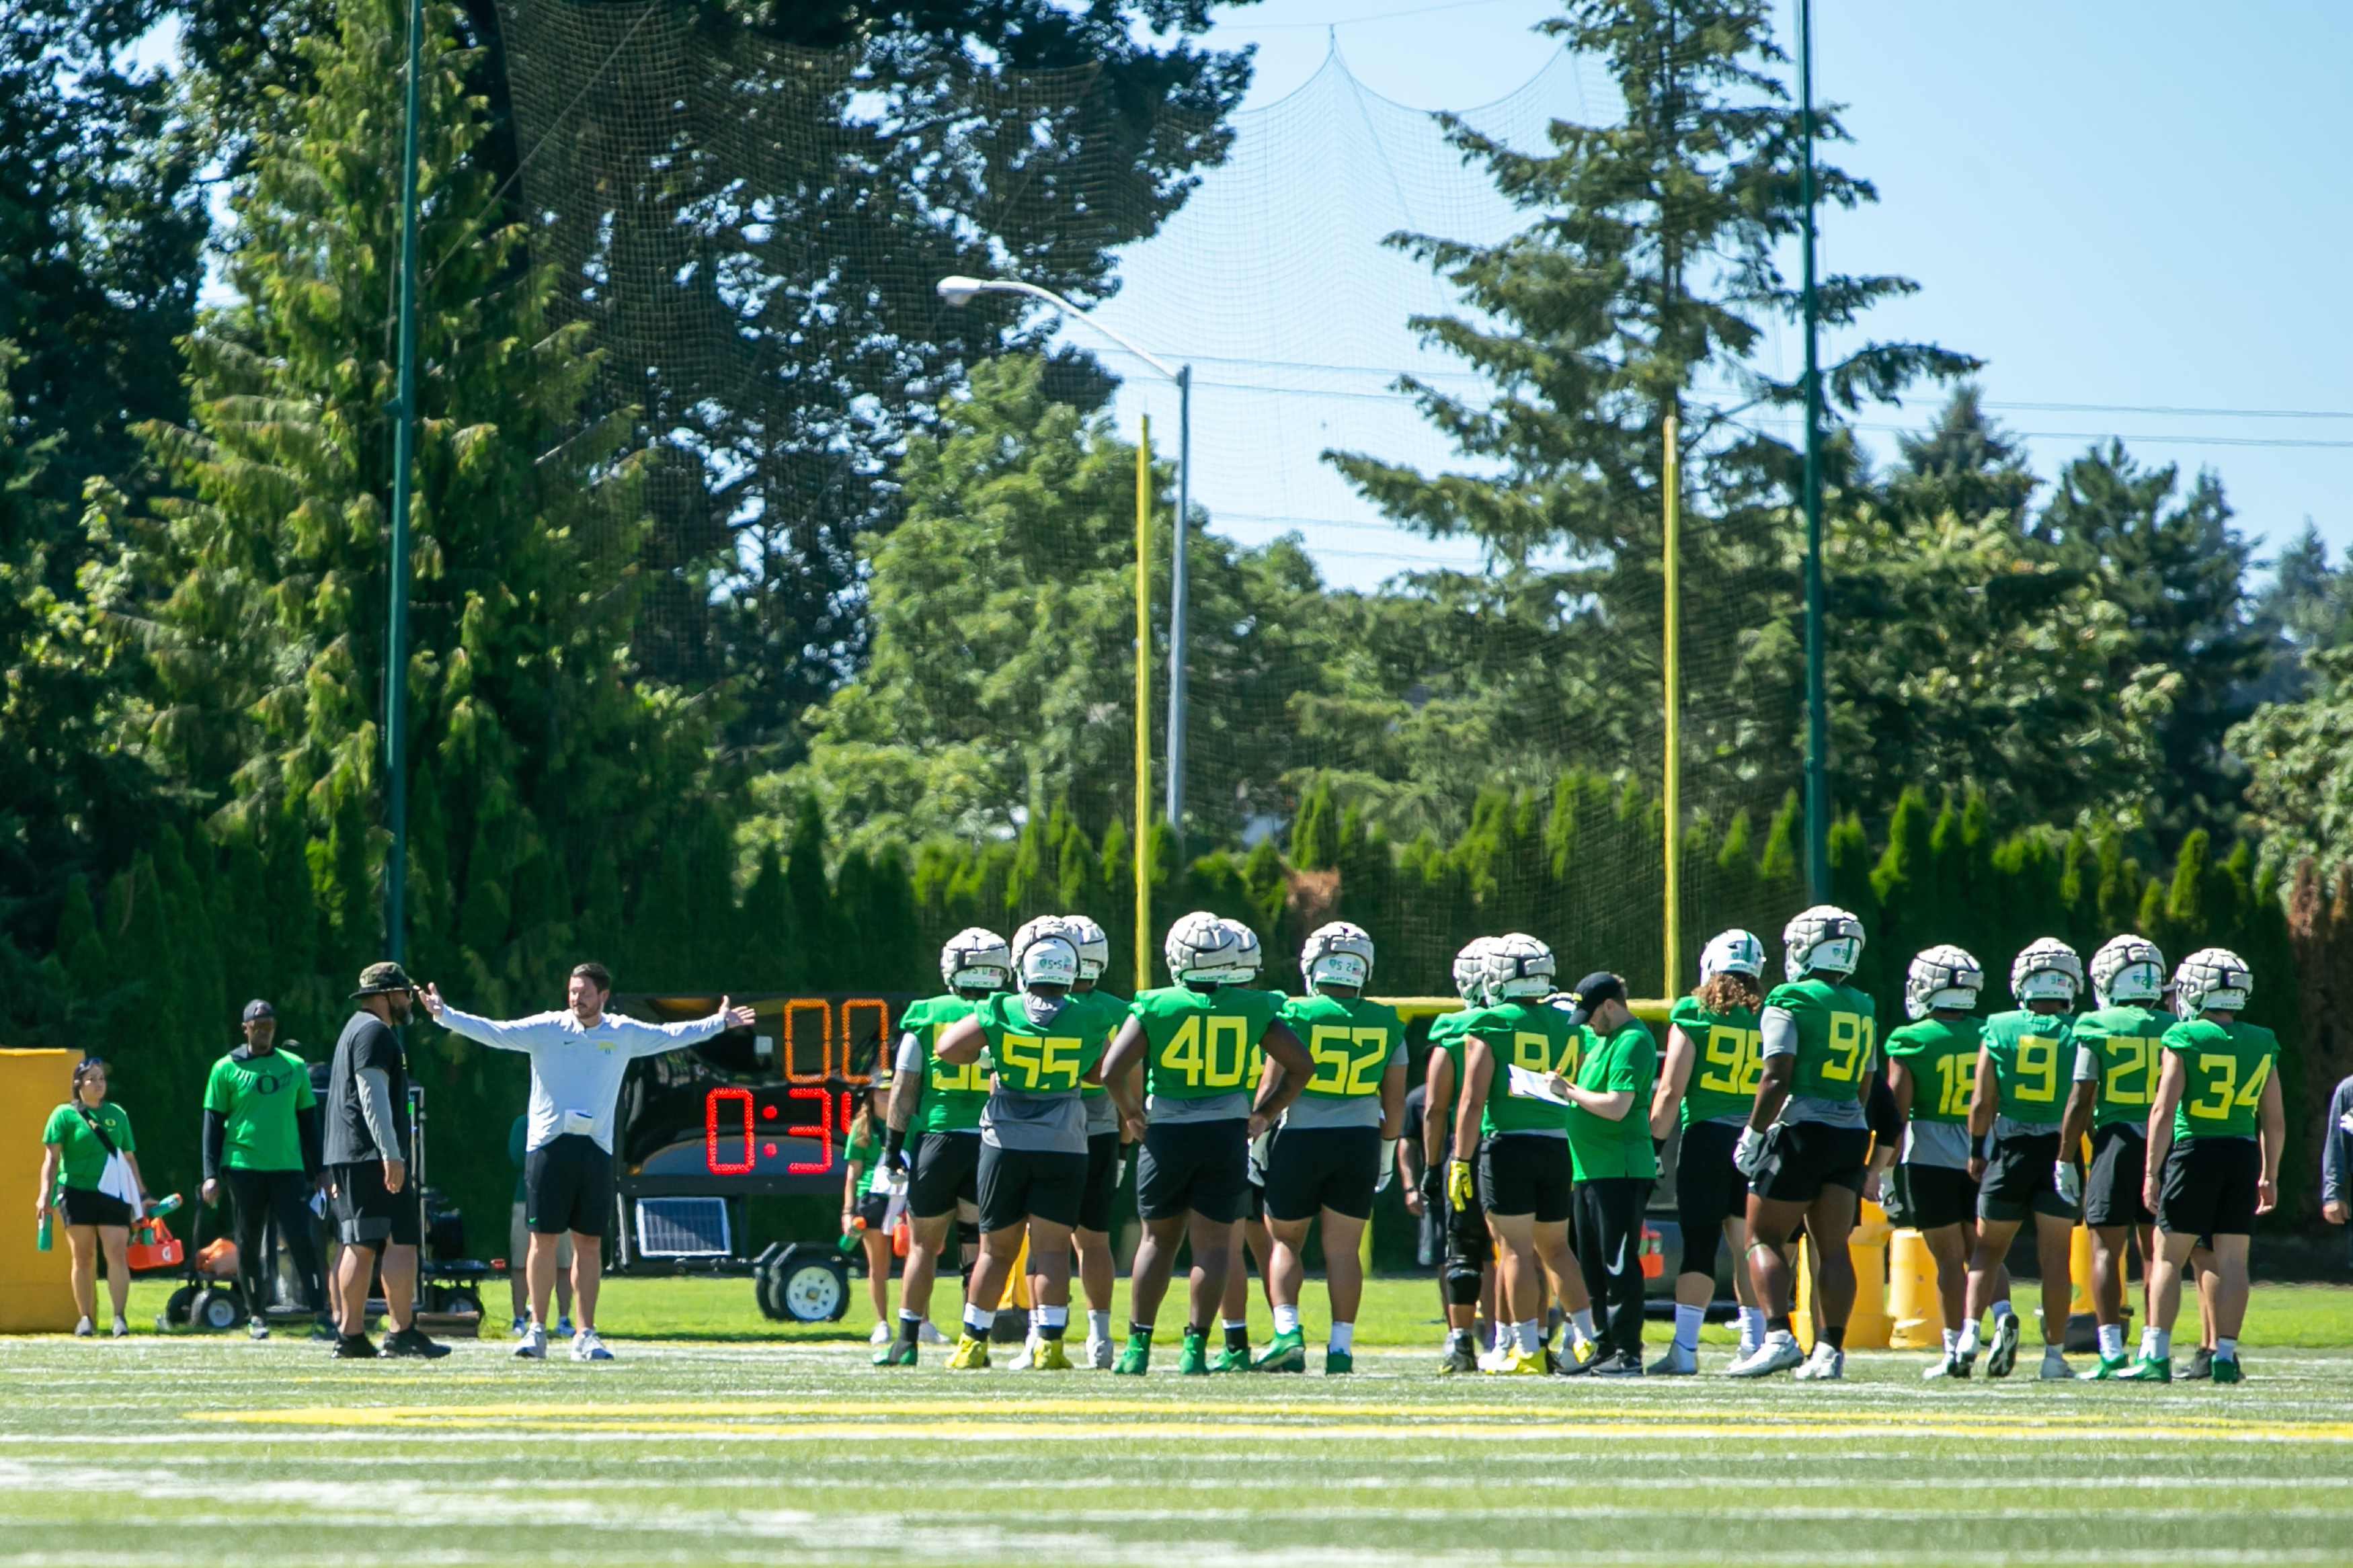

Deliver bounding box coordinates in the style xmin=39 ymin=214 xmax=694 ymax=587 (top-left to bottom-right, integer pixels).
xmin=3 ymin=1279 xmax=2350 ymax=1566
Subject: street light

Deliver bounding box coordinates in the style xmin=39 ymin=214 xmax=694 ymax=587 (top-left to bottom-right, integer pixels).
xmin=936 ymin=276 xmax=1194 ymax=839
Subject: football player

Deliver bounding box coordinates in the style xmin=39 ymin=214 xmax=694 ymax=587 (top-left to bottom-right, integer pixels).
xmin=1884 ymin=944 xmax=2007 ymax=1378
xmin=932 ymin=933 xmax=1123 ymax=1370
xmin=1648 ymin=930 xmax=1770 ymax=1373
xmin=1447 ymin=934 xmax=1591 ymax=1376
xmin=875 ymin=929 xmax=1009 ymax=1366
xmin=2124 ymin=949 xmax=2283 ymax=1383
xmin=1956 ymin=939 xmax=2083 ymax=1380
xmin=1252 ymin=923 xmax=1407 ymax=1374
xmin=1215 ymin=919 xmax=1279 ymax=1371
xmin=2058 ymin=936 xmax=2171 ymax=1378
xmin=1099 ymin=913 xmax=1311 ymax=1374
xmin=1726 ymin=906 xmax=1876 ymax=1380
xmin=1558 ymin=971 xmax=1658 ymax=1376
xmin=1423 ymin=938 xmax=1501 ymax=1372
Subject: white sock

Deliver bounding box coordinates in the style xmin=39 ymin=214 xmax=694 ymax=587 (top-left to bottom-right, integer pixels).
xmin=1956 ymin=1319 xmax=1983 ymax=1356
xmin=1088 ymin=1310 xmax=1111 ymax=1342
xmin=1491 ymin=1321 xmax=1512 ymax=1351
xmin=1329 ymin=1322 xmax=1354 ymax=1354
xmin=2216 ymin=1335 xmax=2237 ymax=1361
xmin=1515 ymin=1319 xmax=1540 ymax=1353
xmin=1272 ymin=1304 xmax=1300 ymax=1336
xmin=962 ymin=1304 xmax=992 ymax=1337
xmin=1221 ymin=1317 xmax=1248 ymax=1333
xmin=1942 ymin=1327 xmax=1959 ymax=1354
xmin=1027 ymin=1307 xmax=1042 ymax=1335
xmin=1991 ymin=1298 xmax=2015 ymax=1323
xmin=2151 ymin=1326 xmax=2172 ymax=1360
xmin=1738 ymin=1307 xmax=1766 ymax=1352
xmin=1672 ymin=1303 xmax=1704 ymax=1352
xmin=2043 ymin=1343 xmax=2067 ymax=1361
xmin=1570 ymin=1307 xmax=1596 ymax=1342
xmin=2097 ymin=1322 xmax=2124 ymax=1359
xmin=1037 ymin=1304 xmax=1068 ymax=1332
xmin=2139 ymin=1324 xmax=2160 ymax=1358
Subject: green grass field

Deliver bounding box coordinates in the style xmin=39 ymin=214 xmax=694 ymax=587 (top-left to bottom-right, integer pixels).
xmin=7 ymin=1278 xmax=2351 ymax=1566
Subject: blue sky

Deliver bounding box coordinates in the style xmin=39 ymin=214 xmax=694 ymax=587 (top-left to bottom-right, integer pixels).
xmin=1072 ymin=0 xmax=2353 ymax=589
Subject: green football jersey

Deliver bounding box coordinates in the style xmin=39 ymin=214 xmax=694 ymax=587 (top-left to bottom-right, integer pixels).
xmin=970 ymin=993 xmax=1109 ymax=1094
xmin=2070 ymin=1005 xmax=2171 ymax=1129
xmin=202 ymin=1046 xmax=317 ymax=1171
xmin=1279 ymin=994 xmax=1404 ymax=1102
xmin=902 ymin=994 xmax=988 ymax=1134
xmin=1761 ymin=978 xmax=1877 ymax=1104
xmin=1073 ymin=988 xmax=1128 ymax=1102
xmin=1566 ymin=1018 xmax=1658 ymax=1180
xmin=2163 ymin=1016 xmax=2277 ymax=1141
xmin=1882 ymin=1016 xmax=1982 ymax=1126
xmin=1466 ymin=1000 xmax=1580 ymax=1136
xmin=1981 ymin=1009 xmax=2073 ymax=1125
xmin=1128 ymin=984 xmax=1285 ymax=1101
xmin=1668 ymin=995 xmax=1763 ymax=1125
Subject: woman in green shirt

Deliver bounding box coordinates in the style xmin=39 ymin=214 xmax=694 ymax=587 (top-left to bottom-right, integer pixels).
xmin=34 ymin=1059 xmax=150 ymax=1337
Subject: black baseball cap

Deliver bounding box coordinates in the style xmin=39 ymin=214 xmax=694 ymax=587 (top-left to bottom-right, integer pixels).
xmin=241 ymin=999 xmax=275 ymax=1023
xmin=1562 ymin=971 xmax=1624 ymax=1028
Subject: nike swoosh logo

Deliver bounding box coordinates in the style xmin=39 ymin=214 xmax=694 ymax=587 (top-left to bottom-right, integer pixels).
xmin=1608 ymin=1236 xmax=1626 ymax=1275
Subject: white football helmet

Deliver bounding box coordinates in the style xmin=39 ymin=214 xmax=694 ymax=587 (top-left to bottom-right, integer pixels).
xmin=1018 ymin=933 xmax=1080 ymax=989
xmin=1451 ymin=936 xmax=1496 ymax=1005
xmin=940 ymin=927 xmax=1011 ymax=993
xmin=2089 ymin=934 xmax=2165 ymax=1008
xmin=1783 ymin=906 xmax=1865 ymax=979
xmin=1302 ymin=921 xmax=1375 ymax=992
xmin=1904 ymin=944 xmax=1984 ymax=1021
xmin=2172 ymin=947 xmax=2252 ymax=1016
xmin=1164 ymin=911 xmax=1246 ymax=985
xmin=1011 ymin=915 xmax=1076 ymax=966
xmin=1699 ymin=929 xmax=1767 ymax=983
xmin=1222 ymin=919 xmax=1265 ymax=983
xmin=1480 ymin=933 xmax=1556 ymax=1000
xmin=2009 ymin=938 xmax=2083 ymax=1005
xmin=1061 ymin=914 xmax=1110 ymax=981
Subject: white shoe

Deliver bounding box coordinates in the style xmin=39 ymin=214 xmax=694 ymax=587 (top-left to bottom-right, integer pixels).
xmin=1006 ymin=1335 xmax=1040 ymax=1370
xmin=869 ymin=1321 xmax=893 ymax=1346
xmin=73 ymin=1316 xmax=93 ymax=1338
xmin=247 ymin=1317 xmax=270 ymax=1341
xmin=110 ymin=1318 xmax=129 ymax=1339
xmin=572 ymin=1327 xmax=614 ymax=1362
xmin=1085 ymin=1335 xmax=1113 ymax=1370
xmin=918 ymin=1320 xmax=949 ymax=1346
xmin=1725 ymin=1330 xmax=1805 ymax=1378
xmin=1923 ymin=1354 xmax=1959 ymax=1379
xmin=1793 ymin=1342 xmax=1844 ymax=1380
xmin=1646 ymin=1342 xmax=1699 ymax=1376
xmin=2039 ymin=1348 xmax=2072 ymax=1380
xmin=514 ymin=1323 xmax=547 ymax=1360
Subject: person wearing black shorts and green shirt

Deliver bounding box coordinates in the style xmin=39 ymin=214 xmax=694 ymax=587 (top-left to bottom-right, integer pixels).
xmin=1727 ymin=906 xmax=1876 ymax=1381
xmin=1214 ymin=918 xmax=1279 ymax=1372
xmin=1447 ymin=933 xmax=1593 ymax=1378
xmin=1559 ymin=972 xmax=1657 ymax=1377
xmin=1421 ymin=938 xmax=1499 ymax=1372
xmin=932 ymin=933 xmax=1121 ymax=1370
xmin=1099 ymin=911 xmax=1310 ymax=1376
xmin=1648 ymin=929 xmax=1769 ymax=1374
xmin=841 ymin=1084 xmax=898 ymax=1345
xmin=1956 ymin=938 xmax=2083 ymax=1380
xmin=2124 ymin=948 xmax=2284 ymax=1384
xmin=1250 ymin=922 xmax=1405 ymax=1374
xmin=875 ymin=928 xmax=1008 ymax=1366
xmin=2057 ymin=935 xmax=2173 ymax=1378
xmin=200 ymin=999 xmax=326 ymax=1338
xmin=36 ymin=1059 xmax=149 ymax=1338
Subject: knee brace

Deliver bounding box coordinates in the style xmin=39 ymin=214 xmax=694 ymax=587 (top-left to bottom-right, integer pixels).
xmin=1443 ymin=1264 xmax=1482 ymax=1307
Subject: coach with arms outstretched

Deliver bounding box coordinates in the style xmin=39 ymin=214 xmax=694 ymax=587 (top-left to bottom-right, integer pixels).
xmin=423 ymin=964 xmax=752 ymax=1361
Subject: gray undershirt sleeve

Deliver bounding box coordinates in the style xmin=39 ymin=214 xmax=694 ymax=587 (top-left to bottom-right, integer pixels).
xmin=1759 ymin=1007 xmax=1798 ymax=1058
xmin=356 ymin=1067 xmax=401 ymax=1160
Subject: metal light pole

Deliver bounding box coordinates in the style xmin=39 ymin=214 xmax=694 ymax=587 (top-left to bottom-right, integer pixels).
xmin=936 ymin=277 xmax=1193 ymax=841
xmin=1797 ymin=0 xmax=1831 ymax=905
xmin=383 ymin=0 xmax=424 ymax=963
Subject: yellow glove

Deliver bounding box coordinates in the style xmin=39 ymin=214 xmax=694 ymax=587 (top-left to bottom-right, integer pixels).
xmin=1447 ymin=1158 xmax=1475 ymax=1213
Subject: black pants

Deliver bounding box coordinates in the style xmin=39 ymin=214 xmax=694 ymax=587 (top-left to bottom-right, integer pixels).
xmin=1573 ymin=1178 xmax=1651 ymax=1358
xmin=225 ymin=1167 xmax=323 ymax=1316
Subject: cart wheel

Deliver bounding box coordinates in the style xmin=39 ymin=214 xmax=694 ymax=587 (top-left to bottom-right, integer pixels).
xmin=190 ymin=1286 xmax=245 ymax=1332
xmin=752 ymin=1266 xmax=788 ymax=1322
xmin=441 ymin=1286 xmax=483 ymax=1319
xmin=163 ymin=1284 xmax=198 ymax=1328
xmin=775 ymin=1249 xmax=848 ymax=1323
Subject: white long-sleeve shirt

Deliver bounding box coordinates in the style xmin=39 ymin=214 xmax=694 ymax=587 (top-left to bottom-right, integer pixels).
xmin=435 ymin=1005 xmax=732 ymax=1154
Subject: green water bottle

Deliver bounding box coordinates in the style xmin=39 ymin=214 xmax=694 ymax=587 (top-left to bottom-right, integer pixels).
xmin=36 ymin=1206 xmax=52 ymax=1253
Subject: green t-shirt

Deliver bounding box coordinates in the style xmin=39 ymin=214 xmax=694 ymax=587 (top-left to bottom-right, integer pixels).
xmin=1668 ymin=995 xmax=1762 ymax=1126
xmin=2163 ymin=1016 xmax=2277 ymax=1141
xmin=844 ymin=1122 xmax=889 ymax=1196
xmin=2070 ymin=1005 xmax=2172 ymax=1129
xmin=1981 ymin=1009 xmax=2074 ymax=1125
xmin=1073 ymin=988 xmax=1129 ymax=1102
xmin=971 ymin=993 xmax=1110 ymax=1094
xmin=1466 ymin=1000 xmax=1581 ymax=1136
xmin=1127 ymin=984 xmax=1285 ymax=1102
xmin=1761 ymin=977 xmax=1878 ymax=1104
xmin=1566 ymin=1019 xmax=1658 ymax=1180
xmin=202 ymin=1046 xmax=316 ymax=1171
xmin=1883 ymin=1016 xmax=1982 ymax=1126
xmin=1278 ymin=994 xmax=1404 ymax=1101
xmin=42 ymin=1100 xmax=134 ymax=1192
xmin=902 ymin=993 xmax=988 ymax=1134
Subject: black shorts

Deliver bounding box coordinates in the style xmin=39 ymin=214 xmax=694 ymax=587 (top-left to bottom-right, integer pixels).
xmin=909 ymin=1131 xmax=982 ymax=1219
xmin=1478 ymin=1132 xmax=1573 ymax=1223
xmin=1138 ymin=1118 xmax=1248 ymax=1223
xmin=1673 ymin=1120 xmax=1749 ymax=1274
xmin=2085 ymin=1122 xmax=2155 ymax=1229
xmin=1979 ymin=1129 xmax=2077 ymax=1223
xmin=854 ymin=1188 xmax=892 ymax=1231
xmin=524 ymin=1134 xmax=614 ymax=1238
xmin=329 ymin=1159 xmax=421 ymax=1248
xmin=1751 ymin=1120 xmax=1870 ymax=1205
xmin=1078 ymin=1131 xmax=1123 ymax=1234
xmin=2159 ymin=1137 xmax=2262 ymax=1239
xmin=1265 ymin=1124 xmax=1382 ymax=1223
xmin=1893 ymin=1163 xmax=1980 ymax=1231
xmin=976 ymin=1143 xmax=1088 ymax=1232
xmin=56 ymin=1188 xmax=134 ymax=1229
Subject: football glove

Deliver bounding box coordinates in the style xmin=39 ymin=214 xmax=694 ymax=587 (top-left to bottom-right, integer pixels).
xmin=1446 ymin=1159 xmax=1476 ymax=1213
xmin=1733 ymin=1127 xmax=1768 ymax=1177
xmin=1373 ymin=1139 xmax=1396 ymax=1194
xmin=2054 ymin=1160 xmax=2083 ymax=1208
xmin=1419 ymin=1163 xmax=1445 ymax=1208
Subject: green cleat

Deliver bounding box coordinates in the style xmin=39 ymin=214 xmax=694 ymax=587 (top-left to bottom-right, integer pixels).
xmin=1324 ymin=1348 xmax=1353 ymax=1375
xmin=2079 ymin=1352 xmax=2130 ymax=1381
xmin=873 ymin=1339 xmax=918 ymax=1368
xmin=2210 ymin=1354 xmax=2243 ymax=1385
xmin=1177 ymin=1331 xmax=1211 ymax=1375
xmin=1112 ymin=1333 xmax=1152 ymax=1376
xmin=2118 ymin=1354 xmax=2171 ymax=1383
xmin=1210 ymin=1345 xmax=1251 ymax=1373
xmin=1252 ymin=1329 xmax=1306 ymax=1373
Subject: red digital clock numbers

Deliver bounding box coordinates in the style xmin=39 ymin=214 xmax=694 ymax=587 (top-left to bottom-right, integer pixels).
xmin=703 ymin=1085 xmax=835 ymax=1174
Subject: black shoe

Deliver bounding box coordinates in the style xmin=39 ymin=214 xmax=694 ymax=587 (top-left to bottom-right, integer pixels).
xmin=379 ymin=1325 xmax=451 ymax=1360
xmin=2184 ymin=1346 xmax=2214 ymax=1380
xmin=331 ymin=1333 xmax=378 ymax=1359
xmin=1591 ymin=1350 xmax=1644 ymax=1377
